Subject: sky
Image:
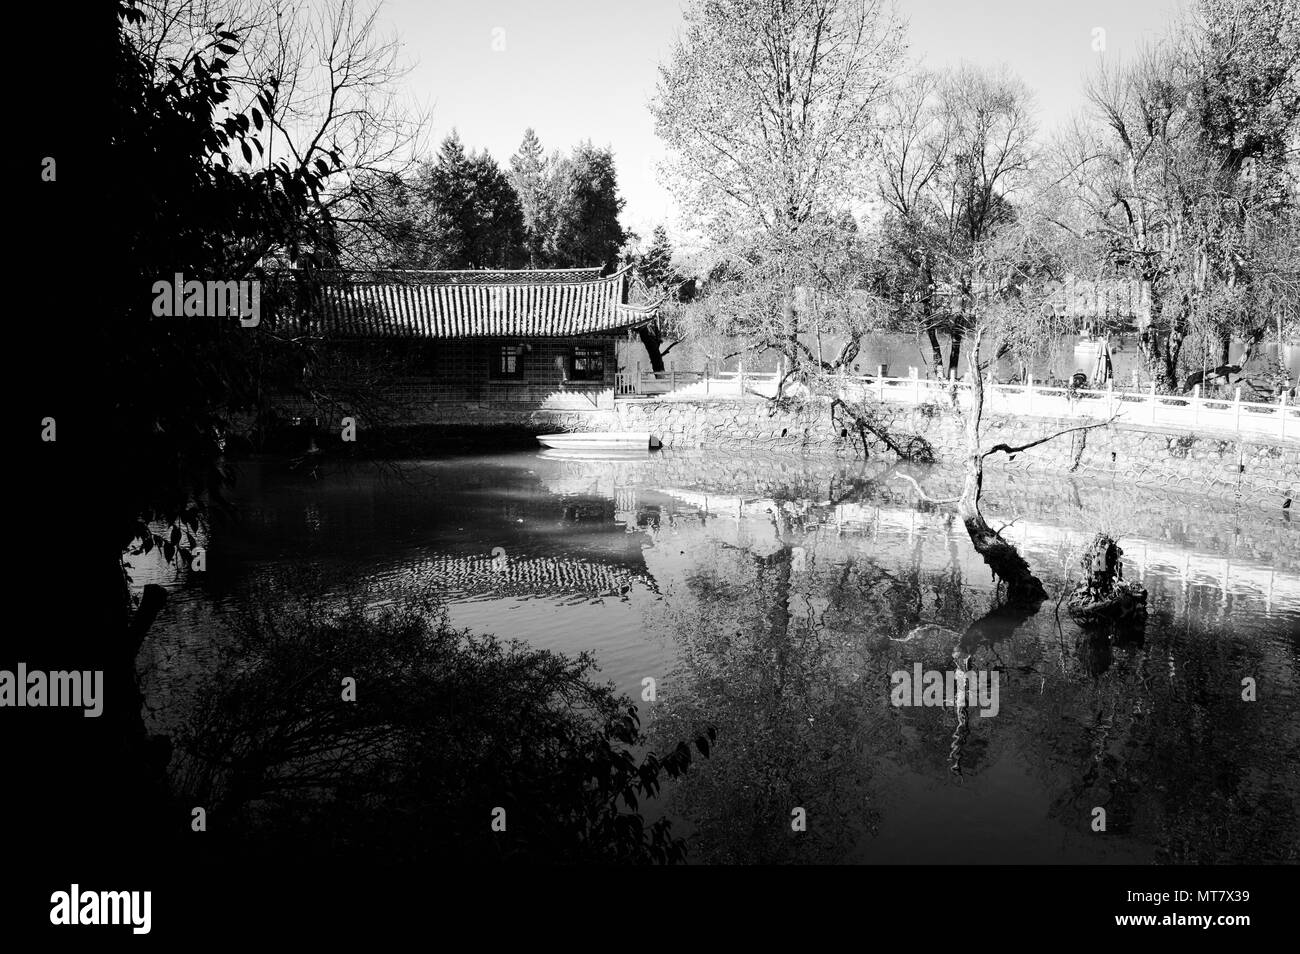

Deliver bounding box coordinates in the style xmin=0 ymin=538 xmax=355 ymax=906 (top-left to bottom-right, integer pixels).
xmin=378 ymin=0 xmax=1183 ymax=240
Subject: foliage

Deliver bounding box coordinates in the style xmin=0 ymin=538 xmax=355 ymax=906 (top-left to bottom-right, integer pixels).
xmin=395 ymin=132 xmax=528 ymax=269
xmin=108 ymin=0 xmax=344 ymax=546
xmin=547 ymin=142 xmax=628 ymax=272
xmin=1067 ymin=533 xmax=1148 ymax=630
xmin=628 ymin=225 xmax=697 ymax=370
xmin=354 ymin=132 xmax=628 ymax=273
xmin=129 ymin=0 xmax=426 ymax=271
xmin=1051 ymin=0 xmax=1300 ymax=391
xmin=173 ymin=583 xmax=714 ymax=864
xmin=508 ymin=127 xmax=553 ymax=268
xmin=652 ymin=0 xmax=905 ymax=377
xmin=872 ymin=65 xmax=1041 ymax=377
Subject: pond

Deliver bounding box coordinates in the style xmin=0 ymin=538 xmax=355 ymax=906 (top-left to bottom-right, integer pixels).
xmin=136 ymin=449 xmax=1300 ymax=864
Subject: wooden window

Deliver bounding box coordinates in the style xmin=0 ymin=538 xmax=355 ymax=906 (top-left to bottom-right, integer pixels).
xmin=571 ymin=345 xmax=605 ymax=381
xmin=490 ymin=343 xmax=525 ymax=379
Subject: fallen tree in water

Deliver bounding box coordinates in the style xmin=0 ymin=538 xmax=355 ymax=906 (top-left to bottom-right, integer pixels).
xmin=829 ymin=396 xmax=935 ymax=462
xmin=894 ymin=330 xmax=1119 ymax=602
xmin=958 ymin=332 xmax=1122 ymax=601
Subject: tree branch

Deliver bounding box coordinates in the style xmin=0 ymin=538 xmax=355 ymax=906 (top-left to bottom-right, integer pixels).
xmin=981 ymin=415 xmax=1118 ymax=460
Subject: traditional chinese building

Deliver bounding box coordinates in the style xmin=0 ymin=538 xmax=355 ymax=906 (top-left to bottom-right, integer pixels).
xmin=273 ymin=265 xmax=659 ymax=422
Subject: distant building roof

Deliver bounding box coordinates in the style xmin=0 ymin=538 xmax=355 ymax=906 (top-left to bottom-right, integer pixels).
xmin=272 ymin=266 xmax=659 ymax=339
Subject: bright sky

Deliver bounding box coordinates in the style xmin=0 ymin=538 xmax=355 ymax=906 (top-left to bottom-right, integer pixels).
xmin=379 ymin=0 xmax=1182 ymax=240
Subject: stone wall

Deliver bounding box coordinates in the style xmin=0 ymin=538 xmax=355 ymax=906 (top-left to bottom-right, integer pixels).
xmin=584 ymin=398 xmax=1297 ymax=506
xmin=532 ymin=449 xmax=1300 ymax=577
xmin=271 ymin=389 xmax=1297 ymax=507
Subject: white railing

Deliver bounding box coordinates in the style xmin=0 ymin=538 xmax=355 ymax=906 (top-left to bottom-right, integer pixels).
xmin=615 ymin=361 xmax=1297 ymax=440
xmin=614 ymin=363 xmax=782 ymax=399
xmin=836 ymin=367 xmax=1297 ymax=442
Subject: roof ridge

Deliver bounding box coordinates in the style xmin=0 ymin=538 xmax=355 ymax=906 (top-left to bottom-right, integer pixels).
xmin=272 ymin=266 xmax=625 ymax=288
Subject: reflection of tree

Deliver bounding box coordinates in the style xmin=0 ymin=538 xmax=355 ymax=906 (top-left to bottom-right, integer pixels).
xmin=1036 ymin=608 xmax=1299 ymax=862
xmin=648 ymin=539 xmax=881 ymax=862
xmin=643 ymin=468 xmax=1298 ymax=864
xmin=645 ymin=482 xmax=989 ymax=862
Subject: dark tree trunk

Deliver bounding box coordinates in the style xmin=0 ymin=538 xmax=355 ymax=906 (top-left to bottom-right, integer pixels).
xmin=947 ymin=326 xmax=964 ymax=379
xmin=927 ymin=327 xmax=945 ymax=377
xmin=636 ymin=326 xmax=666 ymax=373
xmin=957 ymin=457 xmax=1048 ymax=603
xmin=1139 ymin=327 xmax=1180 ymax=393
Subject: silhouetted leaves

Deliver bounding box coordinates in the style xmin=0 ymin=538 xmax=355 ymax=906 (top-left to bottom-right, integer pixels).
xmin=172 ymin=586 xmax=715 ymax=865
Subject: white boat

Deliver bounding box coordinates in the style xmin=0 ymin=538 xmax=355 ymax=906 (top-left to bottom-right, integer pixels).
xmin=536 ymin=431 xmax=660 ymax=450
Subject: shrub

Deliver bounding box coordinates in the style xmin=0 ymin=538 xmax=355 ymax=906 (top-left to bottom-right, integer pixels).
xmin=172 ymin=584 xmax=712 ymax=864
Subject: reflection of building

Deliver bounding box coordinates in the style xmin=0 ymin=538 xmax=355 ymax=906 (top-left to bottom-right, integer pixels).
xmin=415 ymin=552 xmax=657 ymax=599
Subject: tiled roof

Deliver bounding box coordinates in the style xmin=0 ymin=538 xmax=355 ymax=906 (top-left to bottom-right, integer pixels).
xmin=275 ymin=266 xmax=658 ymax=339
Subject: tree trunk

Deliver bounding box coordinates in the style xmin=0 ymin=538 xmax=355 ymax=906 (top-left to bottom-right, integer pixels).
xmin=927 ymin=327 xmax=944 ymax=377
xmin=957 ymin=457 xmax=1047 ymax=604
xmin=636 ymin=326 xmax=666 ymax=373
xmin=956 ymin=341 xmax=1048 ymax=604
xmin=1139 ymin=328 xmax=1181 ymax=393
xmin=947 ymin=325 xmax=964 ymax=379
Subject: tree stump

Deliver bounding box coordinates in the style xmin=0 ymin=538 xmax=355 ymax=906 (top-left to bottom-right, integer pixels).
xmin=1067 ymin=533 xmax=1147 ymax=630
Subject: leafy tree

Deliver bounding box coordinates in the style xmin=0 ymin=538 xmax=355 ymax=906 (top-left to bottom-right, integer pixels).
xmin=874 ymin=65 xmax=1039 ymax=377
xmin=415 ymin=132 xmax=527 ymax=269
xmin=1185 ymin=0 xmax=1299 ymax=180
xmin=632 ymin=225 xmax=697 ymax=371
xmin=509 ymin=127 xmax=555 ymax=268
xmin=108 ymin=0 xmax=343 ymax=538
xmin=464 ymin=151 xmax=528 ymax=269
xmin=547 ymin=142 xmax=627 ymax=272
xmin=651 ymin=0 xmax=905 ymax=382
xmin=129 ymin=0 xmax=427 ymax=271
xmin=42 ymin=0 xmax=350 ymax=865
xmin=639 ymin=225 xmax=676 ymax=290
xmin=1054 ymin=2 xmax=1299 ymax=393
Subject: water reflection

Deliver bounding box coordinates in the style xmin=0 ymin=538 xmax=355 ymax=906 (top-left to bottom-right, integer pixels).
xmin=140 ymin=450 xmax=1300 ymax=864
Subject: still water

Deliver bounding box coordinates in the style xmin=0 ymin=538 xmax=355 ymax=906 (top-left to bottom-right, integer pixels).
xmin=139 ymin=449 xmax=1300 ymax=864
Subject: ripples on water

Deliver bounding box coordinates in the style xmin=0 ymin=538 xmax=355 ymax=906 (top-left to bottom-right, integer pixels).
xmin=137 ymin=449 xmax=1300 ymax=864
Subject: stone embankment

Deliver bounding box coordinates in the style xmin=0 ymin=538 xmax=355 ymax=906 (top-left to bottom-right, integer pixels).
xmin=522 ymin=398 xmax=1297 ymax=507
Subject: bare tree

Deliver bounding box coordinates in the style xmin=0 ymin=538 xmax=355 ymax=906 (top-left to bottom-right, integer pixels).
xmin=132 ymin=0 xmax=428 ymax=269
xmin=873 ymin=65 xmax=1038 ymax=377
xmin=1056 ymin=7 xmax=1299 ymax=394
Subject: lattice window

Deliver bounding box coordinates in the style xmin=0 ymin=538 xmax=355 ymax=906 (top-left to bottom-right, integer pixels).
xmin=571 ymin=346 xmax=604 ymax=381
xmin=490 ymin=344 xmax=525 ymax=379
